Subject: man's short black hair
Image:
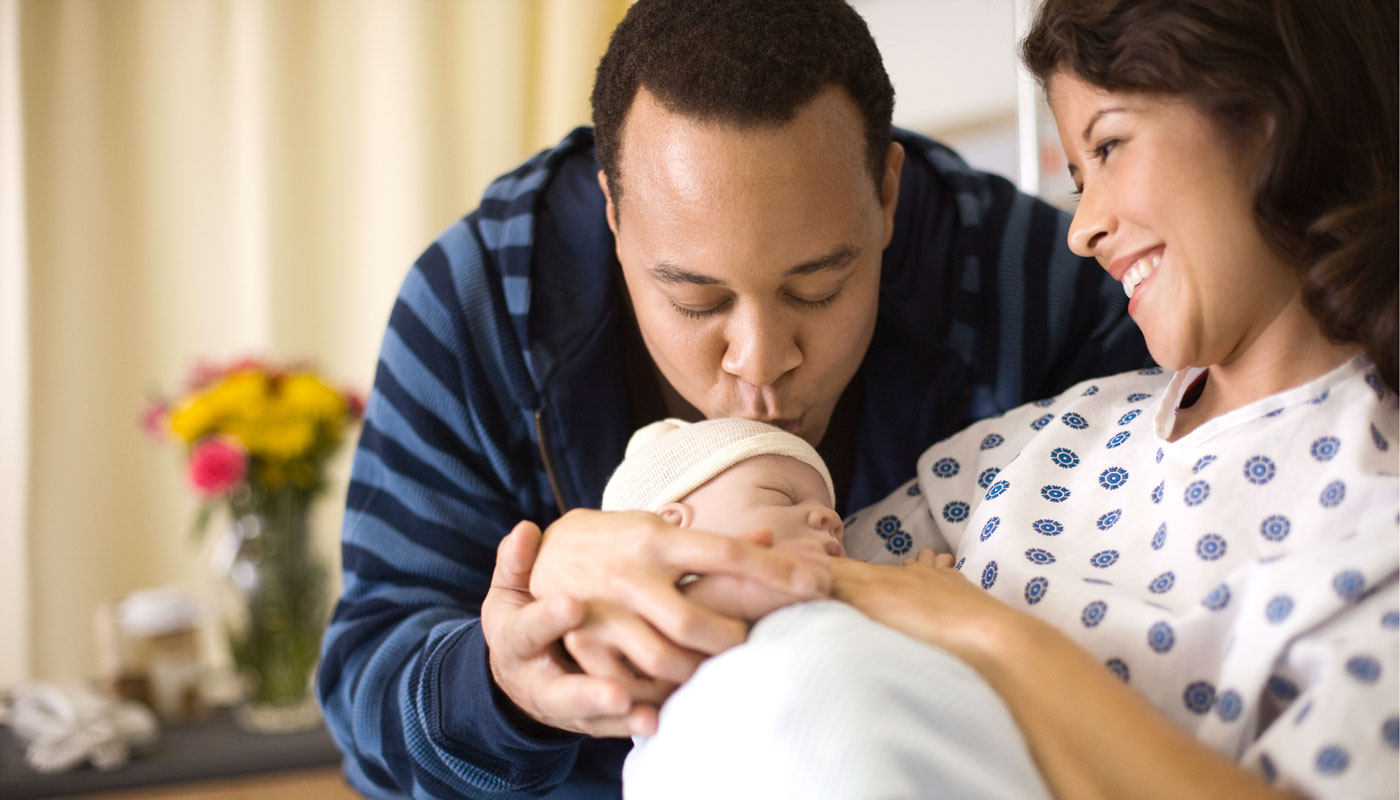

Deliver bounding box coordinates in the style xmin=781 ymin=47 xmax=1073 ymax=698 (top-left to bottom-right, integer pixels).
xmin=591 ymin=0 xmax=895 ymax=208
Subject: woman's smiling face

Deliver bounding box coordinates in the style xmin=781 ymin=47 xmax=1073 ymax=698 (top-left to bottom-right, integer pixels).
xmin=1049 ymin=72 xmax=1298 ymax=373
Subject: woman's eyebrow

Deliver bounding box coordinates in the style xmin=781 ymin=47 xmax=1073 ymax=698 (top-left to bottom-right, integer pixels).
xmin=1081 ymin=106 xmax=1128 ymax=143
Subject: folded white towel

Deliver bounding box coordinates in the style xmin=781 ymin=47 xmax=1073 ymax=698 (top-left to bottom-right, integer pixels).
xmin=2 ymin=681 xmax=158 ymax=773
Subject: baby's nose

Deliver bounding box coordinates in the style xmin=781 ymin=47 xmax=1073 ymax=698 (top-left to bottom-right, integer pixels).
xmin=808 ymin=507 xmax=844 ymax=541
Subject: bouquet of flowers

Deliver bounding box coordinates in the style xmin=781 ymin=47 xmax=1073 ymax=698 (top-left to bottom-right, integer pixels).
xmin=143 ymin=357 xmax=363 ymax=730
xmin=144 ymin=357 xmax=365 ymax=532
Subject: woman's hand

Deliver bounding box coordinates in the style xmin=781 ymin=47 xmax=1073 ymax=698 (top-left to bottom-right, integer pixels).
xmin=831 ymin=548 xmax=1022 ymax=672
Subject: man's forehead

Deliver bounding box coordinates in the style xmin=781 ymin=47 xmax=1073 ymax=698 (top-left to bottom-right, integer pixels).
xmin=612 ymin=86 xmax=870 ymax=200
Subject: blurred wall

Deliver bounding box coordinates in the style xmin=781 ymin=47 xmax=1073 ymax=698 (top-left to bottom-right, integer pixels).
xmin=856 ymin=0 xmax=1020 ymax=179
xmin=3 ymin=0 xmax=630 ymax=685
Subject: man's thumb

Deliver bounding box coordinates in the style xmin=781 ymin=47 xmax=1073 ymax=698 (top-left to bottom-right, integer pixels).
xmin=493 ymin=520 xmax=543 ymax=590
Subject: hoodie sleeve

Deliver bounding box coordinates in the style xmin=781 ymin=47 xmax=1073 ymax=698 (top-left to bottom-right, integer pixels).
xmin=316 ymin=216 xmax=585 ymax=799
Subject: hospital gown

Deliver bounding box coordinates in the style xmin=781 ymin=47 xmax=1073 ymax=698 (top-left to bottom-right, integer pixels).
xmin=847 ymin=355 xmax=1400 ymax=799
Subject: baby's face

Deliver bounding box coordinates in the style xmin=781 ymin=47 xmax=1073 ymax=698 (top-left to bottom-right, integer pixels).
xmin=679 ymin=454 xmax=844 ymax=556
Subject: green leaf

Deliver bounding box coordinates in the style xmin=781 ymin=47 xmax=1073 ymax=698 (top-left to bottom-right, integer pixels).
xmin=191 ymin=503 xmax=215 ymax=543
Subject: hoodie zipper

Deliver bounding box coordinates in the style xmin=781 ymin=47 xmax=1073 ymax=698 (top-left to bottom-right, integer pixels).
xmin=534 ymin=408 xmax=567 ymax=516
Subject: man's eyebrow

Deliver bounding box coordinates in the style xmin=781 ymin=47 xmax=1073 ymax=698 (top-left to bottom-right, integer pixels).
xmin=647 ymin=244 xmax=859 ymax=286
xmin=649 ymin=264 xmax=722 ymax=285
xmin=783 ymin=244 xmax=858 ymax=278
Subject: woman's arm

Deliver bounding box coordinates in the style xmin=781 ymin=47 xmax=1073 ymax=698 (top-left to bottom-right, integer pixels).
xmin=833 ymin=554 xmax=1300 ymax=800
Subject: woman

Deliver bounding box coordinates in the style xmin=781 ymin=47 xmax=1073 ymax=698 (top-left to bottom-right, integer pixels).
xmin=834 ymin=0 xmax=1398 ymax=798
xmin=623 ymin=1 xmax=1396 ymax=798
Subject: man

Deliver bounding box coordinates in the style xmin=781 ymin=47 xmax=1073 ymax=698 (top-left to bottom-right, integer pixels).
xmin=317 ymin=1 xmax=1148 ymax=797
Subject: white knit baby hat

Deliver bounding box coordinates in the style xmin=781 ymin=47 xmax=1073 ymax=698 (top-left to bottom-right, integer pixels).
xmin=600 ymin=418 xmax=836 ymax=513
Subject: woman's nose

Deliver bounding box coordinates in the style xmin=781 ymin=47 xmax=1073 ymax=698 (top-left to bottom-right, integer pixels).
xmin=1067 ymin=181 xmax=1114 ymax=258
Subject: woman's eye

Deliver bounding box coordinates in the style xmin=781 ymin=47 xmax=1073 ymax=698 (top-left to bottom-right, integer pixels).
xmin=1092 ymin=138 xmax=1121 ymax=163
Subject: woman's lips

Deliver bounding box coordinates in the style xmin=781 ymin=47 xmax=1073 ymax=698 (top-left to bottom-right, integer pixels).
xmin=1127 ymin=259 xmax=1160 ymax=317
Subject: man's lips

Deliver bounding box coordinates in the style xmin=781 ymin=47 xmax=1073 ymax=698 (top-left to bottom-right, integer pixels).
xmin=768 ymin=418 xmax=804 ymax=436
xmin=734 ymin=415 xmax=804 ymax=436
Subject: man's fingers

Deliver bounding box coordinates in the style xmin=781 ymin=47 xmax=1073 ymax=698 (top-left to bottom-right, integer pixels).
xmin=619 ymin=578 xmax=750 ymax=655
xmin=500 ymin=594 xmax=584 ymax=661
xmin=736 ymin=527 xmax=775 ymax=547
xmin=567 ymin=606 xmax=703 ymax=685
xmin=493 ymin=520 xmax=544 ymax=591
xmin=625 ymin=704 xmax=660 ymax=737
xmin=652 ymin=528 xmax=828 ymax=595
xmin=532 ymin=672 xmax=631 ymax=724
xmin=562 ymin=630 xmax=679 ymax=706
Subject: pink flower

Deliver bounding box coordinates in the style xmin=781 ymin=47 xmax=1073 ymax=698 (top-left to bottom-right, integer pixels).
xmin=187 ymin=437 xmax=248 ymax=496
xmin=140 ymin=401 xmax=169 ymax=441
xmin=184 ymin=360 xmax=226 ymax=393
xmin=344 ymin=389 xmax=366 ymax=419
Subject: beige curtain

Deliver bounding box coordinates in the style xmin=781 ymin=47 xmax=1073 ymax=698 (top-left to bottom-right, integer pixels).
xmin=2 ymin=0 xmax=631 ymax=685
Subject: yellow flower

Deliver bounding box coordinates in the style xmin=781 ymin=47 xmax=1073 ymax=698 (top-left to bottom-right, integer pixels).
xmin=251 ymin=418 xmax=317 ymax=461
xmin=281 ymin=374 xmax=347 ymax=422
xmin=209 ymin=371 xmax=271 ymax=420
xmin=168 ymin=371 xmax=273 ymax=443
xmin=168 ymin=392 xmax=220 ymax=443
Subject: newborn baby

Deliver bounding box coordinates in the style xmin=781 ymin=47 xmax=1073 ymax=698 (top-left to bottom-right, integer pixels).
xmin=602 ymin=417 xmax=844 ymax=621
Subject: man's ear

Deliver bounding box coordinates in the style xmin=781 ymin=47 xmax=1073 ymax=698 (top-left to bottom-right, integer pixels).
xmin=880 ymin=141 xmax=905 ymax=248
xmin=597 ymin=170 xmax=620 ymax=236
xmin=658 ymin=501 xmax=693 ymax=529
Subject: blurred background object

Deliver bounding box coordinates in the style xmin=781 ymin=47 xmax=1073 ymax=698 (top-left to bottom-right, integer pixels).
xmin=95 ymin=586 xmax=205 ymax=724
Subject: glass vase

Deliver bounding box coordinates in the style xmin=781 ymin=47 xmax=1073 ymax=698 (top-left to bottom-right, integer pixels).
xmin=215 ymin=487 xmax=328 ymax=733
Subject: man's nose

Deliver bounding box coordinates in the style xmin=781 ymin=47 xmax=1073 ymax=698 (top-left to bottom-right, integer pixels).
xmin=720 ymin=304 xmax=802 ymax=389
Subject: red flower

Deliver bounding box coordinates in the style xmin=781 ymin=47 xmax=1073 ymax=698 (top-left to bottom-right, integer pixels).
xmin=187 ymin=437 xmax=248 ymax=496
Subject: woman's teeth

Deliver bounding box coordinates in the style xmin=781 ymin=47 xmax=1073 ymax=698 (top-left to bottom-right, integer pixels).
xmin=1123 ymin=254 xmax=1160 ymax=299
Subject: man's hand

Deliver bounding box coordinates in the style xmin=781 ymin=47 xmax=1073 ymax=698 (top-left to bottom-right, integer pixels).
xmin=482 ymin=521 xmax=658 ymax=737
xmin=680 ymin=537 xmax=837 ymax=622
xmin=525 ymin=509 xmax=832 ymax=727
xmin=558 ymin=535 xmax=836 ymax=712
xmin=529 ymin=509 xmax=829 ymax=647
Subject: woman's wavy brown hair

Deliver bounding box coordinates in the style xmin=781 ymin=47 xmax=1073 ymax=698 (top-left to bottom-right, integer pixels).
xmin=1022 ymin=0 xmax=1398 ymax=391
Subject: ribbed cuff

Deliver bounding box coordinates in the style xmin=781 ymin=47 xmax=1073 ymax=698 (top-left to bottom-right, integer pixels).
xmin=425 ymin=621 xmax=583 ymax=788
